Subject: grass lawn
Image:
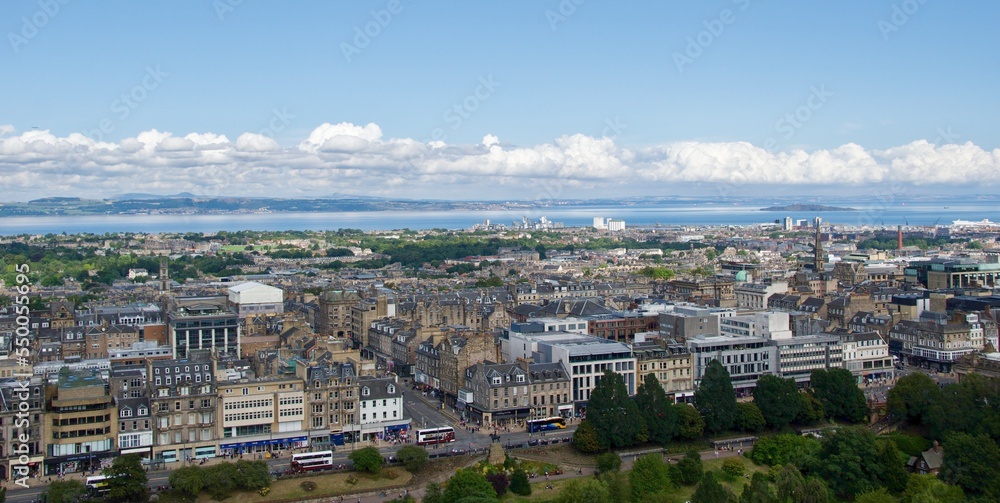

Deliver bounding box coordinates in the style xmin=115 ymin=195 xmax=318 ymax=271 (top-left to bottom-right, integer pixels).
xmin=194 ymin=468 xmax=412 ymax=503
xmin=500 ymin=456 xmax=769 ymax=502
xmin=514 ymin=443 xmax=598 ymax=467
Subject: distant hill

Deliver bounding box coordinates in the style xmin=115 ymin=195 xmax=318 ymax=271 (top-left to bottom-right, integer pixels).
xmin=110 ymin=192 xmax=198 ymax=200
xmin=760 ymin=203 xmax=855 ymax=212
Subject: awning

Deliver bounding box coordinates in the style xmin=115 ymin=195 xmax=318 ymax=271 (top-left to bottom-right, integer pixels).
xmin=121 ymin=447 xmax=151 ymax=455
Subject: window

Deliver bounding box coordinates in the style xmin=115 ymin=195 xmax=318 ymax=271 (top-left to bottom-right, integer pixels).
xmin=121 ymin=409 xmax=132 ymax=418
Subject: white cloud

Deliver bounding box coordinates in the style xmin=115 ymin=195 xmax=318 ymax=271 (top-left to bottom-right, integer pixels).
xmin=0 ymin=121 xmax=997 ymax=201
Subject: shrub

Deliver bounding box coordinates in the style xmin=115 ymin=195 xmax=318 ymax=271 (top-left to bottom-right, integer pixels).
xmin=509 ymin=469 xmax=531 ymax=496
xmin=350 ymin=446 xmax=384 ymax=473
xmin=596 ymin=452 xmax=622 ymax=473
xmin=300 ymin=481 xmax=317 ymax=492
xmin=397 ymin=445 xmax=429 ymax=472
xmin=722 ymin=457 xmax=745 ymax=478
xmin=486 ymin=473 xmax=509 ymax=497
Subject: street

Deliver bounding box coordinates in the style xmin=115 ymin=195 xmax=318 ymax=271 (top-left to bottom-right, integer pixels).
xmin=4 ymin=385 xmax=575 ymax=503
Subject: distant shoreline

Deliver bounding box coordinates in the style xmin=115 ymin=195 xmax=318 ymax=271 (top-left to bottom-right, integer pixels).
xmin=760 ymin=204 xmax=856 ymax=212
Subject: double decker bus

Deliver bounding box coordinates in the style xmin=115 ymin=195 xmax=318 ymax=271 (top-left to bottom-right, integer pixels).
xmin=416 ymin=426 xmax=456 ymax=446
xmin=290 ymin=450 xmax=334 ymax=472
xmin=86 ymin=475 xmax=112 ymax=497
xmin=526 ymin=416 xmax=567 ymax=433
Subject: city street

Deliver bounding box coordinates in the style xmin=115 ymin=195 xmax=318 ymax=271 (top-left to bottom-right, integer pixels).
xmin=4 ymin=385 xmax=575 ymax=503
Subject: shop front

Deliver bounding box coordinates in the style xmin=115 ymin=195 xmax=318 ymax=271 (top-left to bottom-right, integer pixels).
xmin=219 ymin=435 xmax=308 ymax=457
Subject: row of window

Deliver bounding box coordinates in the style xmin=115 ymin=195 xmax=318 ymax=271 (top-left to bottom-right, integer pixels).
xmin=224 ymin=399 xmax=273 ymax=410
xmin=360 ymin=410 xmax=398 ymax=421
xmin=223 ymin=410 xmax=273 ymax=422
xmin=52 ymin=414 xmax=111 ymax=427
xmin=53 ymin=426 xmax=111 ymax=439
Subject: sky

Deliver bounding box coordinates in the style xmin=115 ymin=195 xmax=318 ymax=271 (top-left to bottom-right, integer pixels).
xmin=1 ymin=0 xmax=999 ymax=202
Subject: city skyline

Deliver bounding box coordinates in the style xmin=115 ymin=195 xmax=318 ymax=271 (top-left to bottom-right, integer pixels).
xmin=2 ymin=1 xmax=999 ymax=201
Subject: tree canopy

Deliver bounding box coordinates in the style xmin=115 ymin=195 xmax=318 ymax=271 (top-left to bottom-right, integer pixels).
xmin=588 ymin=370 xmax=648 ymax=448
xmin=635 ymin=373 xmax=678 ymax=444
xmin=754 ymin=374 xmax=800 ymax=430
xmin=695 ymin=359 xmax=737 ymax=433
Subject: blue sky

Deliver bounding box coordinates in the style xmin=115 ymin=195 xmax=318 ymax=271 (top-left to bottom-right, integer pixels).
xmin=1 ymin=0 xmax=998 ymax=200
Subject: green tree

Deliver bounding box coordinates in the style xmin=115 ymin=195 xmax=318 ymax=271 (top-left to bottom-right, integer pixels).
xmin=635 ymin=373 xmax=678 ymax=444
xmin=775 ymin=464 xmax=805 ymax=503
xmin=397 ymin=445 xmax=429 ymax=472
xmin=41 ymin=480 xmax=86 ymax=503
xmin=588 ymin=370 xmax=648 ymax=448
xmin=799 ymin=478 xmax=831 ymax=503
xmin=103 ymin=453 xmax=149 ymax=503
xmin=855 ymin=487 xmax=898 ymax=503
xmin=754 ymin=375 xmax=800 ymax=430
xmin=722 ymin=457 xmax=746 ymax=478
xmin=939 ymin=432 xmax=1000 ymax=497
xmin=629 ymin=453 xmax=674 ymax=500
xmin=740 ymin=472 xmax=778 ymax=503
xmin=813 ymin=427 xmax=883 ymax=499
xmin=169 ymin=465 xmax=205 ymax=496
xmin=695 ymin=360 xmax=738 ymax=434
xmin=877 ymin=439 xmax=909 ymax=494
xmin=203 ymin=462 xmax=241 ymax=500
xmin=692 ymin=471 xmax=736 ymax=503
xmin=796 ymin=391 xmax=825 ymax=425
xmin=887 ymin=373 xmax=942 ymax=425
xmin=811 ymin=368 xmax=867 ymax=423
xmin=902 ymin=474 xmax=965 ymax=503
xmin=573 ymin=419 xmax=606 ymax=453
xmin=556 ymin=477 xmax=611 ymax=503
xmin=350 ymin=446 xmax=384 ymax=473
xmin=677 ymin=449 xmax=704 ymax=485
xmin=442 ymin=468 xmax=498 ymax=503
xmin=736 ymin=402 xmax=766 ymax=433
xmin=596 ymin=452 xmax=622 ymax=474
xmin=509 ymin=469 xmax=531 ymax=496
xmin=598 ymin=471 xmax=631 ymax=503
xmin=748 ymin=433 xmax=822 ymax=467
xmin=676 ymin=403 xmax=706 ymax=440
xmin=424 ymin=482 xmax=445 ymax=503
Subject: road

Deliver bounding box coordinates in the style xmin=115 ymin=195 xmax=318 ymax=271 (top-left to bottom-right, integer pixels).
xmin=5 ymin=385 xmax=575 ymax=503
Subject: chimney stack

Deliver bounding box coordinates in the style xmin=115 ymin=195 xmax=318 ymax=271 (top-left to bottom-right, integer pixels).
xmin=898 ymin=225 xmax=903 ymax=250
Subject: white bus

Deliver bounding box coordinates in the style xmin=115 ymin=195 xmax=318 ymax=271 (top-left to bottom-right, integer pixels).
xmin=416 ymin=427 xmax=456 ymax=446
xmin=86 ymin=475 xmax=112 ymax=496
xmin=290 ymin=450 xmax=334 ymax=472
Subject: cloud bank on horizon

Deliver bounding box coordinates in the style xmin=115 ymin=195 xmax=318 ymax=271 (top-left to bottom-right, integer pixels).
xmin=1 ymin=122 xmax=997 ymax=201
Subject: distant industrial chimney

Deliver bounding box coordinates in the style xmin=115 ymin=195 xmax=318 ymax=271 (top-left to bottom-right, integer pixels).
xmin=897 ymin=225 xmax=903 ymax=250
